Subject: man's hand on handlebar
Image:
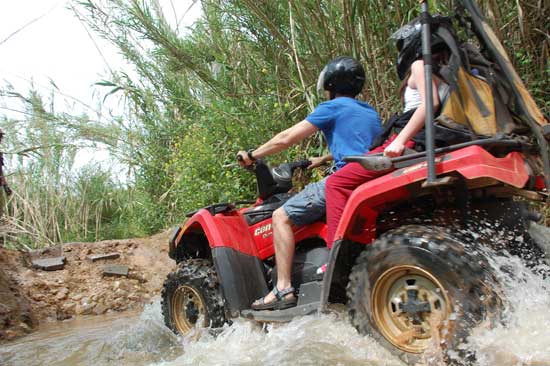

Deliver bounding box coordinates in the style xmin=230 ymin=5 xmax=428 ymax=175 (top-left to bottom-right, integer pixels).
xmin=237 ymin=150 xmax=254 ymax=166
xmin=308 ymin=156 xmax=325 ymax=169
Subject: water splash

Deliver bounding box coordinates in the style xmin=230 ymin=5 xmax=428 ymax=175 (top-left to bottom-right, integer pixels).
xmin=0 ymin=302 xmax=182 ymax=366
xmin=466 ymin=253 xmax=550 ymax=366
xmin=154 ymin=312 xmax=404 ymax=366
xmin=2 ymin=220 xmax=550 ymax=366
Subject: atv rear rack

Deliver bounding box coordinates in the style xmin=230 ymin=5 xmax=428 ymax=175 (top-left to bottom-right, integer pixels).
xmin=344 ymin=137 xmax=529 ymax=172
xmin=402 ymin=0 xmax=550 ymax=191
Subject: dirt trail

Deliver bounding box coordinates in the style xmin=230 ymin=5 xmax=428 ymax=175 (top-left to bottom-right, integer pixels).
xmin=0 ymin=231 xmax=175 ymax=342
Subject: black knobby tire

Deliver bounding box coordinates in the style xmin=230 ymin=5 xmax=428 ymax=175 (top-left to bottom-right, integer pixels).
xmin=161 ymin=258 xmax=226 ymax=335
xmin=347 ymin=225 xmax=502 ymax=365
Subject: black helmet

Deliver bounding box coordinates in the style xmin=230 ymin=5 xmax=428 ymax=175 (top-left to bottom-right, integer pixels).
xmin=392 ymin=16 xmax=450 ymax=80
xmin=316 ymin=56 xmax=365 ymax=98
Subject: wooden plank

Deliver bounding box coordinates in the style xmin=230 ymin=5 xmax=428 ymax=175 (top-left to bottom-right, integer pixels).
xmin=102 ymin=264 xmax=129 ymax=277
xmin=31 ymin=257 xmax=66 ymax=271
xmin=87 ymin=253 xmax=120 ymax=262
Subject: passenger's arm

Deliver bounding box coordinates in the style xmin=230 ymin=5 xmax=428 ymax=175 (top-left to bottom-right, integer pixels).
xmin=383 ymin=60 xmax=440 ymax=158
xmin=237 ymin=120 xmax=319 ymax=165
xmin=308 ymin=154 xmax=333 ymax=169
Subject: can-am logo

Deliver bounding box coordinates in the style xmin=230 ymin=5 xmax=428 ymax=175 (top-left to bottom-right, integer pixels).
xmin=254 ymin=223 xmax=272 ymax=237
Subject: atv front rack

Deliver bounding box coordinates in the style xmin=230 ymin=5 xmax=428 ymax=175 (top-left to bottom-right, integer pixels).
xmin=184 ymin=200 xmax=255 ymax=218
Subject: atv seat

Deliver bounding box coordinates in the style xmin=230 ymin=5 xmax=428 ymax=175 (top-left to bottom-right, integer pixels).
xmin=243 ymin=193 xmax=294 ymax=225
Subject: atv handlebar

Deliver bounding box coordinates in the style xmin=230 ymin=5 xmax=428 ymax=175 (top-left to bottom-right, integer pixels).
xmin=287 ymin=160 xmax=313 ymax=171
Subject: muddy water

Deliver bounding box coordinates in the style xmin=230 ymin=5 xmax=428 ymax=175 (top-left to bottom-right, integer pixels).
xmin=2 ymin=252 xmax=550 ymax=366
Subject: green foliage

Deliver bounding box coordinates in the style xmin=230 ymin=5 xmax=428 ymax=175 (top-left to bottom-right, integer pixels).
xmin=73 ymin=0 xmax=549 ymax=233
xmin=2 ymin=1 xmax=545 ymax=247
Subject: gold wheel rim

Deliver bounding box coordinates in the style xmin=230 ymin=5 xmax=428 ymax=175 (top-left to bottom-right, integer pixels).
xmin=172 ymin=285 xmax=207 ymax=334
xmin=371 ymin=265 xmax=451 ymax=354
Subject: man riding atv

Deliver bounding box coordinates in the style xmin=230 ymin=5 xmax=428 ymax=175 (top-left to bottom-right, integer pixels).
xmin=163 ymin=0 xmax=549 ymax=364
xmin=237 ymin=56 xmax=382 ymax=310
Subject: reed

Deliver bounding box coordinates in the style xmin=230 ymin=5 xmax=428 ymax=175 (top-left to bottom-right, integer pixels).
xmin=3 ymin=0 xmax=545 ymax=246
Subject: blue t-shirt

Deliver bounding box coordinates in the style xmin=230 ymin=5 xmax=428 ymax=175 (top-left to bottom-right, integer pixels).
xmin=306 ymin=97 xmax=382 ymax=170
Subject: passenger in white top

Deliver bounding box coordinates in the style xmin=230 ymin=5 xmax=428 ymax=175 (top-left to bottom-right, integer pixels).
xmin=383 ymin=59 xmax=449 ymax=157
xmin=403 ymin=72 xmax=449 ymax=113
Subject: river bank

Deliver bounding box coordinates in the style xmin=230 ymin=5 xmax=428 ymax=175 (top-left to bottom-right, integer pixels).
xmin=0 ymin=231 xmax=175 ymax=341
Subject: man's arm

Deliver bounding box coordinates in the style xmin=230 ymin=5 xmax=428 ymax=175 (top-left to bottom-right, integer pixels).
xmin=238 ymin=120 xmax=319 ymax=165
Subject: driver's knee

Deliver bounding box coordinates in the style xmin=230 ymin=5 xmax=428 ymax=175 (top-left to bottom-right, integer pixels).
xmin=272 ymin=207 xmax=291 ymax=227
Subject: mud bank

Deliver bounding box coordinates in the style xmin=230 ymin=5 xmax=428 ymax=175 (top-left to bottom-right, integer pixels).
xmin=0 ymin=232 xmax=175 ymax=341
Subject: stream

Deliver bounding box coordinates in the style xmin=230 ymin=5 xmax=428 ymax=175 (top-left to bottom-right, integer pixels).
xmin=1 ymin=247 xmax=550 ymax=366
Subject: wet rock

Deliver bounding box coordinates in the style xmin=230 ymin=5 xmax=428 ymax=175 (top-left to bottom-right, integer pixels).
xmin=4 ymin=329 xmax=18 ymax=340
xmin=129 ymin=273 xmax=147 ymax=283
xmin=87 ymin=253 xmax=120 ymax=262
xmin=55 ymin=288 xmax=69 ymax=301
xmin=75 ymin=303 xmax=94 ymax=315
xmin=31 ymin=257 xmax=66 ymax=271
xmin=56 ymin=309 xmax=72 ymax=321
xmin=31 ymin=293 xmax=46 ymax=302
xmin=62 ymin=302 xmax=76 ymax=313
xmin=529 ymin=222 xmax=550 ymax=258
xmin=114 ymin=288 xmax=127 ymax=297
xmin=18 ymin=321 xmax=32 ymax=333
xmin=103 ymin=264 xmax=129 ymax=278
xmin=93 ymin=304 xmax=108 ymax=315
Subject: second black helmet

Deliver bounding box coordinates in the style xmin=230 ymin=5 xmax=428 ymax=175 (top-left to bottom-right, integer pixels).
xmin=316 ymin=56 xmax=365 ymax=98
xmin=392 ymin=15 xmax=451 ymax=80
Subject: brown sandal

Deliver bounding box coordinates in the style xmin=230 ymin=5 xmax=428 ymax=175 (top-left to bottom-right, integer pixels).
xmin=251 ymin=286 xmax=296 ymax=311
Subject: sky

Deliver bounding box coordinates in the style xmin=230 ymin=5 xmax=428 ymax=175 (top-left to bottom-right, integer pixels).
xmin=0 ymin=0 xmax=201 ymax=170
xmin=0 ymin=0 xmax=122 ymax=116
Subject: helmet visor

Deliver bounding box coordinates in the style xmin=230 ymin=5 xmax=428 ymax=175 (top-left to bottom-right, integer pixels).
xmin=316 ymin=65 xmax=328 ymax=96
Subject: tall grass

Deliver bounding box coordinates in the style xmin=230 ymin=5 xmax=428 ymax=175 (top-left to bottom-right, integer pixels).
xmin=0 ymin=89 xmax=144 ymax=249
xmin=2 ymin=0 xmax=546 ymax=248
xmin=74 ymin=0 xmax=549 ymax=231
xmin=1 ymin=164 xmax=143 ymax=249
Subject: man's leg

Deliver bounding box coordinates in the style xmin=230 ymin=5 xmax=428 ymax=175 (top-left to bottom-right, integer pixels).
xmin=252 ymin=179 xmax=327 ymax=307
xmin=254 ymin=207 xmax=295 ymax=304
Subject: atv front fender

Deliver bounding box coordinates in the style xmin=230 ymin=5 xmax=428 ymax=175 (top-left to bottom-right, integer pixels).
xmin=170 ymin=209 xmax=268 ymax=316
xmin=172 ymin=208 xmax=259 ymax=258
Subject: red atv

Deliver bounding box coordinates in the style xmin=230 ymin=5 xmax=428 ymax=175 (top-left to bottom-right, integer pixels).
xmin=162 ymin=0 xmax=550 ymax=364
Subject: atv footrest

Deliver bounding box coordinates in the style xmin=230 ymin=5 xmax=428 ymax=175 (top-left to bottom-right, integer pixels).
xmin=240 ymin=301 xmax=320 ymax=322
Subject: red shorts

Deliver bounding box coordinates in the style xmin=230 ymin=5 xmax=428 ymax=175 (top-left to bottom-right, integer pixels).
xmin=325 ymin=135 xmax=414 ymax=247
